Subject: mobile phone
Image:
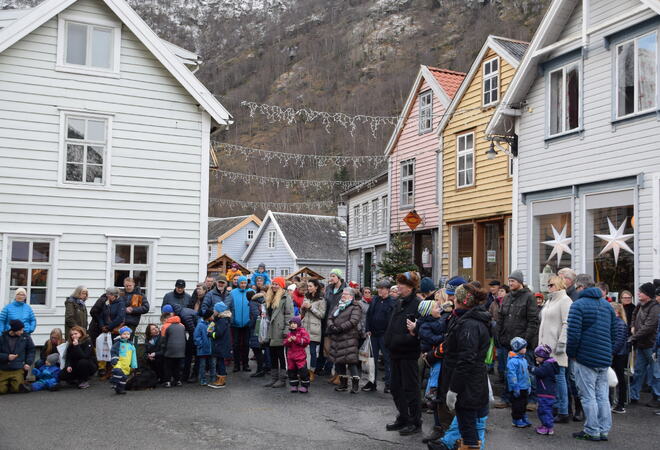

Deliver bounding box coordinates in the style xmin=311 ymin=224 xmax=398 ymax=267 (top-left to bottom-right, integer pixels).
xmin=406 ymin=314 xmax=416 ymax=322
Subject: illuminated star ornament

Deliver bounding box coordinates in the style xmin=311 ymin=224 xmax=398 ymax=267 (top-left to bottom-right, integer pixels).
xmin=542 ymin=224 xmax=572 ymax=265
xmin=595 ymin=217 xmax=634 ymax=264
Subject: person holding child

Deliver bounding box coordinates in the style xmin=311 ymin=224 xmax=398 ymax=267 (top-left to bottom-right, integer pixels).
xmin=110 ymin=326 xmax=137 ymax=395
xmin=60 ymin=325 xmax=96 ymax=389
xmin=0 ymin=319 xmax=35 ymax=395
xmin=36 ymin=328 xmax=64 ymax=368
xmin=284 ymin=316 xmax=311 ymax=393
xmin=507 ymin=337 xmax=532 ymax=428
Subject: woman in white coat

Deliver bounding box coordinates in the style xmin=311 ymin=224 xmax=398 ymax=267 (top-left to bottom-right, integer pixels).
xmin=538 ymin=275 xmax=572 ymax=422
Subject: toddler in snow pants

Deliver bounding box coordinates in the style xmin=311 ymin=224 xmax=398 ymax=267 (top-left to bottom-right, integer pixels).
xmin=284 ymin=317 xmax=311 ymax=393
xmin=530 ymin=344 xmax=559 ymax=435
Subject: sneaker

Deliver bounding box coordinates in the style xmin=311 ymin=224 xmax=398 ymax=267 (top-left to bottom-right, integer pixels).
xmin=512 ymin=419 xmax=525 ymax=428
xmin=654 ymin=410 xmax=660 ymax=416
xmin=572 ymin=431 xmax=601 ymax=441
xmin=521 ymin=415 xmax=532 ymax=427
xmin=535 ymin=426 xmax=554 ymax=435
xmin=383 ymin=386 xmax=391 ymax=394
xmin=298 ymin=386 xmax=308 ymax=393
xmin=78 ymin=381 xmax=90 ymax=389
xmin=495 ymin=401 xmax=510 ymax=409
xmin=290 ymin=386 xmax=299 ymax=393
xmin=612 ymin=405 xmax=626 ymax=414
xmin=200 ymin=382 xmax=208 ymax=386
xmin=600 ymin=434 xmax=608 ymax=441
xmin=175 ymin=381 xmax=183 ymax=387
xmin=164 ymin=382 xmax=172 ymax=388
xmin=361 ymin=381 xmax=376 ymax=392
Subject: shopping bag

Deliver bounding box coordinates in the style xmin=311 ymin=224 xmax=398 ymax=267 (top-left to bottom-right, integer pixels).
xmin=359 ymin=339 xmax=375 ymax=383
xmin=359 ymin=339 xmax=372 ymax=363
xmin=258 ymin=316 xmax=270 ymax=344
xmin=488 ymin=377 xmax=495 ymax=404
xmin=484 ymin=337 xmax=495 ymax=365
xmin=607 ymin=366 xmax=618 ymax=388
xmin=95 ymin=332 xmax=112 ymax=362
xmin=56 ymin=342 xmax=68 ymax=369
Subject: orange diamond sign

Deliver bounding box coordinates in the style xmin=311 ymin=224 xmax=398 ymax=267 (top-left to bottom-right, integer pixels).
xmin=403 ymin=210 xmax=423 ymax=231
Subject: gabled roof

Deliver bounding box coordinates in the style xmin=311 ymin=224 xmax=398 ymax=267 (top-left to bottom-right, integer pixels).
xmin=242 ymin=211 xmax=346 ymax=263
xmin=487 ymin=0 xmax=660 ymax=136
xmin=341 ymin=169 xmax=388 ymax=199
xmin=436 ymin=35 xmax=529 ymax=137
xmin=286 ymin=267 xmax=325 ymax=281
xmin=208 ymin=215 xmax=262 ymax=242
xmin=207 ymin=254 xmax=250 ymax=274
xmin=384 ymin=65 xmax=466 ymax=156
xmin=0 ymin=0 xmax=231 ymax=126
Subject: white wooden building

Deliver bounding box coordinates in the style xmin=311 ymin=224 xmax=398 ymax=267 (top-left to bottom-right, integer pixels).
xmin=0 ymin=0 xmax=231 ymax=344
xmin=488 ymin=0 xmax=660 ymax=296
xmin=343 ymin=171 xmax=389 ymax=287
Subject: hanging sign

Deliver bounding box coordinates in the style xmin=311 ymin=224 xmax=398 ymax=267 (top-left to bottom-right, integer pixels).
xmin=403 ymin=210 xmax=423 ymax=231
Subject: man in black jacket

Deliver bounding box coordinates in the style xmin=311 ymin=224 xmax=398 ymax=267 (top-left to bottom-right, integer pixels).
xmin=121 ymin=277 xmax=150 ymax=338
xmin=0 ymin=320 xmax=35 ymax=394
xmin=385 ymin=272 xmax=422 ymax=436
xmin=172 ymin=304 xmax=199 ymax=383
xmin=363 ymin=279 xmax=396 ymax=393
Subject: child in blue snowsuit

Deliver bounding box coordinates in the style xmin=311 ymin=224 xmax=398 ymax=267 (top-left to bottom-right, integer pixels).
xmin=417 ymin=300 xmax=446 ymax=399
xmin=507 ymin=337 xmax=531 ymax=427
xmin=31 ymin=353 xmax=61 ymax=392
xmin=531 ymin=344 xmax=559 ymax=435
xmin=193 ymin=309 xmax=216 ymax=386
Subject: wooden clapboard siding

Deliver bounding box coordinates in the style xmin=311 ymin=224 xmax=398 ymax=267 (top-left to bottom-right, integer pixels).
xmin=243 ymin=220 xmax=296 ymax=276
xmin=0 ymin=0 xmax=209 ymax=344
xmin=441 ymin=48 xmax=516 ymax=277
xmin=389 ymin=78 xmax=445 ymax=233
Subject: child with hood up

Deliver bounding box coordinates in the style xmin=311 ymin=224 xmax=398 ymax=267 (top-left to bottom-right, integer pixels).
xmin=209 ymin=301 xmax=232 ymax=388
xmin=530 ymin=344 xmax=559 ymax=435
xmin=284 ymin=316 xmax=311 ymax=393
xmin=31 ymin=353 xmax=61 ymax=392
xmin=507 ymin=337 xmax=532 ymax=428
xmin=417 ymin=299 xmax=447 ymax=401
xmin=110 ymin=326 xmax=137 ymax=395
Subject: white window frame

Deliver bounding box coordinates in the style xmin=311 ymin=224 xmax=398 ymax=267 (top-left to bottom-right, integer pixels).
xmin=266 ymin=268 xmax=276 ymax=279
xmin=361 ymin=202 xmax=369 ymax=235
xmin=280 ymin=268 xmax=290 ymax=277
xmin=1 ymin=234 xmax=60 ymax=310
xmin=267 ymin=230 xmax=277 ymax=249
xmin=547 ymin=62 xmax=582 ymax=137
xmin=371 ymin=199 xmax=379 ymax=233
xmin=381 ymin=195 xmax=388 ymax=232
xmin=483 ymin=57 xmax=500 ymax=107
xmin=56 ymin=13 xmax=122 ymax=77
xmin=106 ymin=236 xmax=158 ymax=302
xmin=418 ymin=90 xmax=433 ymax=133
xmin=615 ymin=31 xmax=658 ymax=119
xmin=400 ymin=159 xmax=415 ymax=208
xmin=353 ymin=205 xmax=361 ymax=236
xmin=247 ymin=229 xmax=255 ymax=240
xmin=456 ymin=132 xmax=475 ymax=188
xmin=58 ymin=109 xmax=113 ymax=189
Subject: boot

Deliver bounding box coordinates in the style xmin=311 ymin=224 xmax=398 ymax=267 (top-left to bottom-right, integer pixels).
xmin=299 ymin=380 xmax=310 ymax=394
xmin=427 ymin=439 xmax=451 ymax=450
xmin=459 ymin=440 xmax=481 ymax=449
xmin=272 ymin=371 xmax=286 ymax=388
xmin=308 ymin=369 xmax=316 ymax=382
xmin=115 ymin=381 xmax=126 ymax=395
xmin=573 ymin=398 xmax=584 ymax=422
xmin=328 ymin=374 xmax=340 ymax=385
xmin=335 ymin=376 xmax=349 ymax=392
xmin=422 ymin=426 xmax=444 ymax=444
xmin=209 ymin=375 xmax=226 ymax=389
xmin=264 ymin=369 xmax=278 ymax=387
xmin=351 ymin=376 xmax=360 ymax=394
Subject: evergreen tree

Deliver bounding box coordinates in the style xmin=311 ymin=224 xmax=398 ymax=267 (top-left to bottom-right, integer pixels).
xmin=377 ymin=233 xmax=418 ymax=279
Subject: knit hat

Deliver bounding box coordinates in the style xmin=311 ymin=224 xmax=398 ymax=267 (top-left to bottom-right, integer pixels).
xmin=420 ymin=277 xmax=435 ymax=293
xmin=508 ymin=270 xmax=524 ymax=284
xmin=418 ymin=300 xmax=435 ymax=317
xmin=272 ymin=277 xmax=286 ymax=289
xmin=639 ymin=282 xmax=655 ymax=299
xmin=445 ymin=276 xmax=466 ymax=295
xmin=534 ymin=344 xmax=552 ymax=360
xmin=162 ymin=304 xmax=174 ymax=314
xmin=510 ymin=337 xmax=527 ymax=353
xmin=214 ymin=301 xmax=228 ymax=313
xmin=237 ymin=276 xmax=248 ymax=285
xmin=287 ymin=284 xmax=297 ymax=292
xmin=330 ymin=268 xmax=344 ymax=280
xmin=375 ymin=279 xmax=392 ymax=289
xmin=231 ymin=263 xmax=239 ymax=269
xmin=488 ymin=280 xmax=502 ymax=286
xmin=46 ymin=353 xmax=60 ymax=366
xmin=175 ymin=279 xmax=186 ymax=288
xmin=258 ymin=262 xmax=266 ymax=269
xmin=289 ymin=316 xmax=302 ymax=327
xmin=14 ymin=287 xmax=27 ymax=298
xmin=246 ymin=289 xmax=256 ymax=301
xmin=9 ymin=319 xmax=24 ymax=332
xmin=118 ymin=326 xmax=132 ymax=335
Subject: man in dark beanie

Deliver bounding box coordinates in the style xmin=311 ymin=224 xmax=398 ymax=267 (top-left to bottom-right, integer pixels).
xmin=385 ymin=272 xmax=422 ymax=436
xmin=630 ymin=282 xmax=660 ymax=406
xmin=0 ymin=320 xmax=35 ymax=394
xmin=162 ymin=280 xmax=191 ymax=311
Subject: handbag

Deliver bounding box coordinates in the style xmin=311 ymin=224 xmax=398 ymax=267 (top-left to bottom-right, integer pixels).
xmin=607 ymin=366 xmax=618 ymax=387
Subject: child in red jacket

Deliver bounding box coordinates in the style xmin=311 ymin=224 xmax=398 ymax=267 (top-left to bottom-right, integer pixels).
xmin=284 ymin=316 xmax=311 ymax=393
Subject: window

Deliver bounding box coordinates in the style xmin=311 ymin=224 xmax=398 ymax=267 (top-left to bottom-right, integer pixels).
xmin=361 ymin=203 xmax=369 ymax=235
xmin=456 ymin=132 xmax=474 ymax=188
xmin=400 ymin=159 xmax=415 ymax=207
xmin=267 ymin=230 xmax=276 ymax=249
xmin=7 ymin=238 xmax=53 ymax=306
xmin=280 ymin=268 xmax=290 ymax=277
xmin=483 ymin=57 xmax=499 ymax=106
xmin=62 ymin=113 xmax=109 ymax=185
xmin=353 ymin=205 xmax=361 ymax=236
xmin=247 ymin=229 xmax=255 ymax=240
xmin=381 ymin=195 xmax=388 ymax=231
xmin=616 ymin=32 xmax=657 ymax=118
xmin=451 ymin=224 xmax=474 ymax=280
xmin=508 ymin=154 xmax=514 ymax=178
xmin=548 ymin=62 xmax=581 ymax=136
xmin=208 ymin=244 xmax=213 ymax=261
xmin=57 ymin=14 xmax=121 ymax=75
xmin=266 ymin=268 xmax=276 ymax=279
xmin=112 ymin=242 xmax=151 ymax=289
xmin=371 ymin=199 xmax=379 ymax=233
xmin=532 ymin=198 xmax=573 ymax=290
xmin=419 ymin=91 xmax=433 ymax=133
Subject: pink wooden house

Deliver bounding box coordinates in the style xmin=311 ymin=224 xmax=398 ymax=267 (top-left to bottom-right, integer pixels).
xmin=386 ymin=65 xmax=464 ymax=280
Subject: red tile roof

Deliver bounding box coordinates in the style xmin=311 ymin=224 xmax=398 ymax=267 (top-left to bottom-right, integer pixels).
xmin=426 ymin=66 xmax=466 ymax=99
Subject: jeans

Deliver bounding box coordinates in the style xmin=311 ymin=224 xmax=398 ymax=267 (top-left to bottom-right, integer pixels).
xmin=309 ymin=342 xmax=319 ymax=370
xmin=573 ymin=360 xmax=611 ymax=437
xmin=198 ymin=356 xmax=217 ymax=384
xmin=370 ymin=334 xmax=391 ymax=386
xmin=335 ymin=362 xmax=359 ymax=377
xmin=630 ymin=347 xmax=660 ymax=399
xmin=496 ymin=347 xmax=508 ymax=378
xmin=455 ymin=407 xmax=487 ymax=447
xmin=215 ymin=357 xmax=227 ymax=376
xmin=441 ymin=414 xmax=487 ymax=449
xmin=554 ymin=366 xmax=569 ymax=415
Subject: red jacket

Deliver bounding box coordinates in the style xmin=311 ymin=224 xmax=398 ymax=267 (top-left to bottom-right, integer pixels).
xmin=284 ymin=327 xmax=310 ymax=369
xmin=291 ymin=289 xmax=305 ymax=309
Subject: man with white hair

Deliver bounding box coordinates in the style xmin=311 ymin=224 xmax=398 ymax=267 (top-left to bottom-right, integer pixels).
xmin=558 ymin=268 xmax=578 ymax=301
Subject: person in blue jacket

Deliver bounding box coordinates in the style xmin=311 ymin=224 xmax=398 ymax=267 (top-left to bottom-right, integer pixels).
xmin=250 ymin=263 xmax=271 ymax=288
xmin=0 ymin=288 xmax=36 ymax=334
xmin=193 ymin=309 xmax=215 ymax=386
xmin=209 ymin=302 xmax=232 ymax=388
xmin=227 ymin=276 xmax=252 ymax=372
xmin=31 ymin=353 xmax=61 ymax=392
xmin=98 ymin=287 xmax=125 ymax=337
xmin=507 ymin=337 xmax=531 ymax=428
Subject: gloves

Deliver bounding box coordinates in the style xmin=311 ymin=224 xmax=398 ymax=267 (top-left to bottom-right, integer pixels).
xmin=513 ymin=390 xmax=520 ymax=398
xmin=110 ymin=357 xmax=118 ymax=366
xmin=446 ymin=390 xmax=457 ymax=411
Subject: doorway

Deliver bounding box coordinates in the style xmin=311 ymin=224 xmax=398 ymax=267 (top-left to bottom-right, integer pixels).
xmin=476 ymin=220 xmax=505 ymax=284
xmin=364 ymin=252 xmax=373 ymax=287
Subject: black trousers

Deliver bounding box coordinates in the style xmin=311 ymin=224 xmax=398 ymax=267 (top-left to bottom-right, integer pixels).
xmin=232 ymin=327 xmax=250 ymax=369
xmin=612 ymin=353 xmax=628 ymax=407
xmin=183 ymin=335 xmax=195 ymax=380
xmin=252 ymin=346 xmax=264 ymax=372
xmin=60 ymin=359 xmax=97 ymax=383
xmin=270 ymin=346 xmax=286 ymax=372
xmin=287 ymin=365 xmax=310 ymax=385
xmin=455 ymin=406 xmax=488 ymax=447
xmin=511 ymin=390 xmax=529 ymax=420
xmin=390 ymin=358 xmax=421 ymax=425
xmin=147 ymin=356 xmax=164 ymax=382
xmin=164 ymin=357 xmax=183 ymax=383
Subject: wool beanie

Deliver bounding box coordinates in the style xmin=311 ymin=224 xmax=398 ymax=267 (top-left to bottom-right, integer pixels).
xmin=162 ymin=304 xmax=174 ymax=314
xmin=510 ymin=337 xmax=528 ymax=353
xmin=214 ymin=301 xmax=228 ymax=313
xmin=272 ymin=277 xmax=286 ymax=289
xmin=46 ymin=353 xmax=60 ymax=366
xmin=330 ymin=268 xmax=344 ymax=280
xmin=420 ymin=277 xmax=435 ymax=293
xmin=289 ymin=316 xmax=302 ymax=327
xmin=118 ymin=326 xmax=132 ymax=335
xmin=445 ymin=276 xmax=467 ymax=295
xmin=508 ymin=270 xmax=524 ymax=284
xmin=417 ymin=300 xmax=435 ymax=317
xmin=202 ymin=309 xmax=214 ymax=320
xmin=639 ymin=282 xmax=655 ymax=299
xmin=9 ymin=319 xmax=24 ymax=332
xmin=534 ymin=344 xmax=552 ymax=360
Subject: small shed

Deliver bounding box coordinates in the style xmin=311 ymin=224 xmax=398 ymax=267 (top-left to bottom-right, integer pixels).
xmin=207 ymin=254 xmax=251 ymax=276
xmin=286 ymin=267 xmax=325 ymax=282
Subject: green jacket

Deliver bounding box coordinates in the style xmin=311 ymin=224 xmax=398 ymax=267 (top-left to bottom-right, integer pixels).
xmin=267 ymin=293 xmax=294 ymax=347
xmin=65 ymin=296 xmax=88 ymax=337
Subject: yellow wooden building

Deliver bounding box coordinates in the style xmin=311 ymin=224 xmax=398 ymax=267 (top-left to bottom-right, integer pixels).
xmin=438 ymin=36 xmax=528 ymax=285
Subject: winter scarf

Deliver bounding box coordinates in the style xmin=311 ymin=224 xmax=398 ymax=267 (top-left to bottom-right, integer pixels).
xmin=333 ymin=298 xmax=353 ymax=317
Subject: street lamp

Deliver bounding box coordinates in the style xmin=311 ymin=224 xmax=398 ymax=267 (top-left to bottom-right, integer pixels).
xmin=485 ymin=134 xmax=518 ymax=159
xmin=338 ymin=202 xmax=349 ymax=280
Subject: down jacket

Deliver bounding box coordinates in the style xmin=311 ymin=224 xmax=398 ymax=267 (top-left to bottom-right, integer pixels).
xmin=327 ymin=302 xmax=362 ymax=365
xmin=0 ymin=330 xmax=35 ymax=371
xmin=497 ymin=287 xmax=539 ymax=351
xmin=0 ymin=300 xmax=36 ymax=335
xmin=64 ymin=296 xmax=88 ymax=337
xmin=631 ymin=299 xmax=660 ymax=349
xmin=384 ymin=293 xmax=421 ymax=360
xmin=417 ymin=315 xmax=447 ymax=353
xmin=193 ymin=320 xmax=213 ymax=356
xmin=301 ymin=296 xmax=326 ymax=342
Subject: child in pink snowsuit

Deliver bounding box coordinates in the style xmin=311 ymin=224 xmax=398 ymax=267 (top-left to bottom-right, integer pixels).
xmin=284 ymin=316 xmax=311 ymax=393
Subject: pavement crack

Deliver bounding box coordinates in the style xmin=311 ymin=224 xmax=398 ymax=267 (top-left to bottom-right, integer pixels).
xmin=324 ymin=417 xmax=400 ymax=445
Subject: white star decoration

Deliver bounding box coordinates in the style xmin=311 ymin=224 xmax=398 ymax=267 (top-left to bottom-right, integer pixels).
xmin=595 ymin=217 xmax=634 ymax=265
xmin=542 ymin=224 xmax=572 ymax=265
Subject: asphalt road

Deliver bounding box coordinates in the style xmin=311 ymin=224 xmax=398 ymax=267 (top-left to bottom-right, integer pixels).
xmin=1 ymin=369 xmax=658 ymax=449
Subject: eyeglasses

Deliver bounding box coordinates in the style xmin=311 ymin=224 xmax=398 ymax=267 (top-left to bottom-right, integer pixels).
xmin=548 ymin=284 xmax=555 ymax=288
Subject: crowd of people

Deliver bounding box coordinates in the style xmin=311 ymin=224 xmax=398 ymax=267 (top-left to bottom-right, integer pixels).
xmin=1 ymin=262 xmax=660 ymax=449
